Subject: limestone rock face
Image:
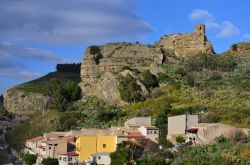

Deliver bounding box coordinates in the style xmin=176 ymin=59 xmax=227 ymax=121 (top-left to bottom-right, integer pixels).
xmin=80 ymin=43 xmax=164 ymax=105
xmin=156 ymin=24 xmax=214 ymax=56
xmin=228 ymin=43 xmax=250 ymax=57
xmin=4 ymin=89 xmax=51 ymax=114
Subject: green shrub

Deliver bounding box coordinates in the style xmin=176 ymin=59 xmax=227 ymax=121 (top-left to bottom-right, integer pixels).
xmin=157 ymin=73 xmax=169 ymax=83
xmin=175 ymin=136 xmax=185 ymax=144
xmin=89 ymin=45 xmax=103 ymax=64
xmin=22 ymin=154 xmax=37 ymax=165
xmin=41 ymin=158 xmax=59 ymax=165
xmin=89 ymin=45 xmax=100 ymax=55
xmin=119 ymin=75 xmax=145 ymax=103
xmin=141 ymin=70 xmax=159 ymax=88
xmin=174 ymin=67 xmax=186 ymax=77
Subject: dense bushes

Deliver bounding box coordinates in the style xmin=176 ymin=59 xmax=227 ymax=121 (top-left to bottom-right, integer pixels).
xmin=41 ymin=158 xmax=59 ymax=165
xmin=172 ymin=136 xmax=250 ymax=165
xmin=141 ymin=70 xmax=159 ymax=88
xmin=111 ymin=141 xmax=142 ymax=165
xmin=56 ymin=63 xmax=81 ymax=73
xmin=22 ymin=154 xmax=37 ymax=165
xmin=119 ymin=75 xmax=145 ymax=103
xmin=184 ymin=53 xmax=237 ymax=72
xmin=138 ymin=141 xmax=174 ymax=165
xmin=47 ymin=79 xmax=81 ymax=111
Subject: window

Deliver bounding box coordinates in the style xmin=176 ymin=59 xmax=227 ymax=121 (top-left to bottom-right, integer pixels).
xmin=59 ymin=157 xmax=62 ymax=160
xmin=68 ymin=157 xmax=72 ymax=161
xmin=98 ymin=156 xmax=101 ymax=160
xmin=49 ymin=147 xmax=51 ymax=150
xmin=63 ymin=157 xmax=67 ymax=162
xmin=103 ymin=144 xmax=106 ymax=148
xmin=154 ymin=130 xmax=157 ymax=134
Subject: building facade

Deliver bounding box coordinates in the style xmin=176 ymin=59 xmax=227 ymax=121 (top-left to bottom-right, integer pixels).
xmin=76 ymin=135 xmax=117 ymax=163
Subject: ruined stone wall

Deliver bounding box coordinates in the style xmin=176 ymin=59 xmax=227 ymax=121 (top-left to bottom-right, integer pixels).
xmin=157 ymin=24 xmax=214 ymax=56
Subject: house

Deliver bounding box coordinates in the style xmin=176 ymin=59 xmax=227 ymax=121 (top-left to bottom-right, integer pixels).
xmin=138 ymin=125 xmax=159 ymax=143
xmin=167 ymin=114 xmax=198 ymax=142
xmin=88 ymin=152 xmax=111 ymax=165
xmin=58 ymin=151 xmax=79 ymax=165
xmin=124 ymin=117 xmax=152 ymax=131
xmin=76 ymin=135 xmax=117 ymax=163
xmin=167 ymin=114 xmax=250 ymax=144
xmin=191 ymin=123 xmax=238 ymax=143
xmin=25 ymin=136 xmax=45 ymax=155
xmin=43 ymin=139 xmax=68 ymax=159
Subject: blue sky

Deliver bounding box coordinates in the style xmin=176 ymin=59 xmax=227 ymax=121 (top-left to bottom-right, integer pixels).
xmin=0 ymin=0 xmax=249 ymax=94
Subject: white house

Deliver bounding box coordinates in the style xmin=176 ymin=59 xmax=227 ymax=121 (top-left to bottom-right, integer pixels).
xmin=58 ymin=151 xmax=79 ymax=165
xmin=88 ymin=152 xmax=111 ymax=165
xmin=138 ymin=125 xmax=159 ymax=143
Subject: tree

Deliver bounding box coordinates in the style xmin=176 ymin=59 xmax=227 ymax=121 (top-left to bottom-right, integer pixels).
xmin=56 ymin=63 xmax=81 ymax=73
xmin=63 ymin=81 xmax=81 ymax=101
xmin=138 ymin=141 xmax=173 ymax=165
xmin=141 ymin=70 xmax=159 ymax=88
xmin=22 ymin=154 xmax=37 ymax=165
xmin=175 ymin=136 xmax=185 ymax=144
xmin=47 ymin=79 xmax=66 ymax=111
xmin=41 ymin=158 xmax=59 ymax=165
xmin=111 ymin=141 xmax=141 ymax=165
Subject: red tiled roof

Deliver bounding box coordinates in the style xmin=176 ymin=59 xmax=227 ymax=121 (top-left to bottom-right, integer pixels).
xmin=58 ymin=151 xmax=79 ymax=157
xmin=127 ymin=131 xmax=145 ymax=139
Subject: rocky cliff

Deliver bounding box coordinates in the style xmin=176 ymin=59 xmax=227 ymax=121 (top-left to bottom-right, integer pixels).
xmin=4 ymin=89 xmax=51 ymax=114
xmin=80 ymin=24 xmax=215 ymax=105
xmin=80 ymin=43 xmax=164 ymax=105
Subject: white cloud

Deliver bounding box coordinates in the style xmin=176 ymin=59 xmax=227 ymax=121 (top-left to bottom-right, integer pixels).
xmin=0 ymin=0 xmax=153 ymax=44
xmin=218 ymin=21 xmax=239 ymax=38
xmin=188 ymin=9 xmax=240 ymax=38
xmin=189 ymin=9 xmax=213 ymax=22
xmin=205 ymin=22 xmax=220 ymax=30
xmin=242 ymin=33 xmax=250 ymax=39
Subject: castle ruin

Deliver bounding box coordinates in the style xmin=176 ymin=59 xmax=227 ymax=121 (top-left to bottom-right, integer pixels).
xmin=157 ymin=24 xmax=214 ymax=56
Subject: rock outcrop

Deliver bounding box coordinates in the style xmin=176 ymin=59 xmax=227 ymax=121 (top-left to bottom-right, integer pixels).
xmin=4 ymin=89 xmax=51 ymax=114
xmin=227 ymin=42 xmax=250 ymax=57
xmin=80 ymin=43 xmax=164 ymax=105
xmin=80 ymin=25 xmax=215 ymax=105
xmin=156 ymin=24 xmax=214 ymax=56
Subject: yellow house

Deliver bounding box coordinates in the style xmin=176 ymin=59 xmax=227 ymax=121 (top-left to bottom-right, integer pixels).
xmin=76 ymin=135 xmax=117 ymax=162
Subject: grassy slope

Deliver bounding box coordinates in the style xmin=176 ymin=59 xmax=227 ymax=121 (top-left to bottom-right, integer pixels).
xmin=13 ymin=71 xmax=81 ymax=94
